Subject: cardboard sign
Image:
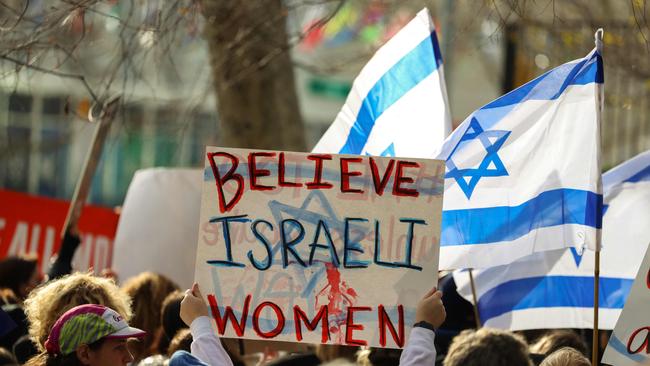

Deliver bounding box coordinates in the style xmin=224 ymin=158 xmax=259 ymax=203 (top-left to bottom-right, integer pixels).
xmin=195 ymin=147 xmax=444 ymax=348
xmin=603 ymin=244 xmax=650 ymax=365
xmin=0 ymin=189 xmax=119 ymax=275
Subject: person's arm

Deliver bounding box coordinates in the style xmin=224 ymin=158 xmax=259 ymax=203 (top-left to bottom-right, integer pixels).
xmin=47 ymin=229 xmax=81 ymax=280
xmin=180 ymin=283 xmax=234 ymax=366
xmin=399 ymin=287 xmax=446 ymax=366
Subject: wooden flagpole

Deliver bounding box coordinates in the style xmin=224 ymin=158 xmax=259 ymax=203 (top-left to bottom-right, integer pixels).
xmin=593 ymin=250 xmax=601 ymax=365
xmin=468 ymin=268 xmax=482 ymax=328
xmin=592 ymin=28 xmax=604 ymax=366
xmin=60 ymin=96 xmax=121 ymax=238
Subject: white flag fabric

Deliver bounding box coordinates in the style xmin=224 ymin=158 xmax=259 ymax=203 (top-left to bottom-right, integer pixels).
xmin=453 ymin=150 xmax=650 ymax=330
xmin=438 ymin=48 xmax=604 ymax=269
xmin=313 ymin=8 xmax=451 ymax=158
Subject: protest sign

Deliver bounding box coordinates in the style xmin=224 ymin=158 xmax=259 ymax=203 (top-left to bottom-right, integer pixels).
xmin=0 ymin=189 xmax=119 ymax=275
xmin=195 ymin=147 xmax=444 ymax=348
xmin=602 ymin=243 xmax=650 ymax=365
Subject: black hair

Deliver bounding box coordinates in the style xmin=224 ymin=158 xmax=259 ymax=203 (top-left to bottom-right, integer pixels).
xmin=0 ymin=256 xmax=38 ymax=300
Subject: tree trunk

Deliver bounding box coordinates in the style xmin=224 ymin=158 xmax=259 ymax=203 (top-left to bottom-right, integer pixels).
xmin=201 ymin=0 xmax=306 ymax=152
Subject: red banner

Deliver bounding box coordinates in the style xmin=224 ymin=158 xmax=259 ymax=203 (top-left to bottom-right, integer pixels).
xmin=0 ymin=189 xmax=119 ymax=275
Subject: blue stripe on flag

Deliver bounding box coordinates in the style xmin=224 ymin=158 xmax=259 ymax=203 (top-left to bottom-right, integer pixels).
xmin=441 ymin=188 xmax=603 ymax=246
xmin=478 ymin=275 xmax=633 ymax=322
xmin=339 ymin=32 xmax=442 ymax=154
xmin=626 ymin=164 xmax=650 ymax=184
xmin=483 ymin=51 xmax=602 ymax=111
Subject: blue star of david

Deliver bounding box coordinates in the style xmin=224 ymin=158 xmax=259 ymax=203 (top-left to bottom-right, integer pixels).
xmin=364 ymin=142 xmax=395 ymax=157
xmin=569 ymin=247 xmax=584 ymax=267
xmin=446 ymin=118 xmax=511 ymax=199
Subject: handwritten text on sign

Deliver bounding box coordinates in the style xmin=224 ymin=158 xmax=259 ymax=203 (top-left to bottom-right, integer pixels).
xmin=195 ymin=147 xmax=444 ymax=348
xmin=603 ymin=246 xmax=650 ymax=365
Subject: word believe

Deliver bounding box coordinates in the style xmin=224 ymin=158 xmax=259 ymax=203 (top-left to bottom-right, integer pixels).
xmin=207 ymin=152 xmax=423 ymax=213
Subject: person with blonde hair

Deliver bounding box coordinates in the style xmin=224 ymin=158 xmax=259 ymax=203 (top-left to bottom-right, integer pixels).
xmin=121 ymin=272 xmax=179 ymax=362
xmin=539 ymin=347 xmax=590 ymax=366
xmin=23 ymin=272 xmax=132 ymax=352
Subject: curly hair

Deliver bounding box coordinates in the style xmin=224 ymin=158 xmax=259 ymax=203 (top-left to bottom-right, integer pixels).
xmin=539 ymin=347 xmax=590 ymax=366
xmin=23 ymin=272 xmax=132 ymax=351
xmin=121 ymin=272 xmax=179 ymax=362
xmin=444 ymin=328 xmax=533 ymax=366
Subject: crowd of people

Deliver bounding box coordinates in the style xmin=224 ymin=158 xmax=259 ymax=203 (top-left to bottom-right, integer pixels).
xmin=0 ymin=231 xmax=603 ymax=366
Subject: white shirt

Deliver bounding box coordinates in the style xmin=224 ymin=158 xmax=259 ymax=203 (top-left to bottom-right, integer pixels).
xmin=190 ymin=316 xmax=234 ymax=366
xmin=399 ymin=327 xmax=437 ymax=366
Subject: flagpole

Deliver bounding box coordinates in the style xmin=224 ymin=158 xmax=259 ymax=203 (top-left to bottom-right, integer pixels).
xmin=468 ymin=268 xmax=482 ymax=328
xmin=60 ymin=96 xmax=120 ymax=238
xmin=592 ymin=28 xmax=604 ymax=366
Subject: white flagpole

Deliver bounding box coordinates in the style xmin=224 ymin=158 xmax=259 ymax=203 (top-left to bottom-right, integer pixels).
xmin=468 ymin=269 xmax=482 ymax=328
xmin=592 ymin=28 xmax=604 ymax=366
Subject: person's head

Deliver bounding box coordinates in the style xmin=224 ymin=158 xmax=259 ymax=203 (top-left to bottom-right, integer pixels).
xmin=531 ymin=330 xmax=588 ymax=357
xmin=443 ymin=328 xmax=533 ymax=366
xmin=539 ymin=347 xmax=590 ymax=366
xmin=0 ymin=256 xmax=40 ymax=301
xmin=356 ymin=347 xmax=401 ymax=366
xmin=0 ymin=346 xmax=17 ymax=366
xmin=121 ymin=272 xmax=179 ymax=361
xmin=23 ymin=272 xmax=132 ymax=351
xmin=320 ymin=360 xmax=358 ymax=366
xmin=161 ymin=291 xmax=186 ymax=342
xmin=42 ymin=304 xmax=146 ymax=366
xmin=315 ymin=344 xmax=359 ymax=363
xmin=166 ymin=329 xmax=192 ymax=356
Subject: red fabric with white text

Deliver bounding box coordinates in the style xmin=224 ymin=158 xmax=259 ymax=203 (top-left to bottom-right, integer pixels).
xmin=0 ymin=189 xmax=119 ymax=275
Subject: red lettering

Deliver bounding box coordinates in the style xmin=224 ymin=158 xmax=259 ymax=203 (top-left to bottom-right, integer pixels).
xmin=278 ymin=152 xmax=302 ymax=187
xmin=207 ymin=152 xmax=245 ymax=213
xmin=252 ymin=301 xmax=285 ymax=339
xmin=369 ymin=158 xmax=395 ymax=196
xmin=628 ymin=326 xmax=650 ymax=354
xmin=378 ymin=305 xmax=404 ymax=347
xmin=248 ymin=152 xmax=275 ymax=191
xmin=340 ymin=157 xmax=364 ymax=194
xmin=294 ymin=305 xmax=330 ymax=343
xmin=207 ymin=294 xmax=250 ymax=337
xmin=646 ymin=268 xmax=650 ymax=289
xmin=393 ymin=160 xmax=420 ymax=197
xmin=345 ymin=306 xmax=371 ymax=346
xmin=306 ymin=154 xmax=333 ymax=189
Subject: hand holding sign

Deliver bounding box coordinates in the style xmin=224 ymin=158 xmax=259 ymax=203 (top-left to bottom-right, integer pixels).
xmin=180 ymin=283 xmax=209 ymax=327
xmin=416 ymin=288 xmax=446 ymax=328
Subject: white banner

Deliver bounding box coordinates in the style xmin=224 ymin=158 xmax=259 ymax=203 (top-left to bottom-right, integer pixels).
xmin=112 ymin=168 xmax=202 ymax=288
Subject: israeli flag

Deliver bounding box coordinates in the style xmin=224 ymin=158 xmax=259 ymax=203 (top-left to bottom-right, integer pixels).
xmin=453 ymin=150 xmax=650 ymax=330
xmin=438 ymin=48 xmax=604 ymax=269
xmin=313 ymin=8 xmax=451 ymax=158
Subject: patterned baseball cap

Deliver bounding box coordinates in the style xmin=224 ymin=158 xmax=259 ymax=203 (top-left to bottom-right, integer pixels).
xmin=45 ymin=304 xmax=146 ymax=356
